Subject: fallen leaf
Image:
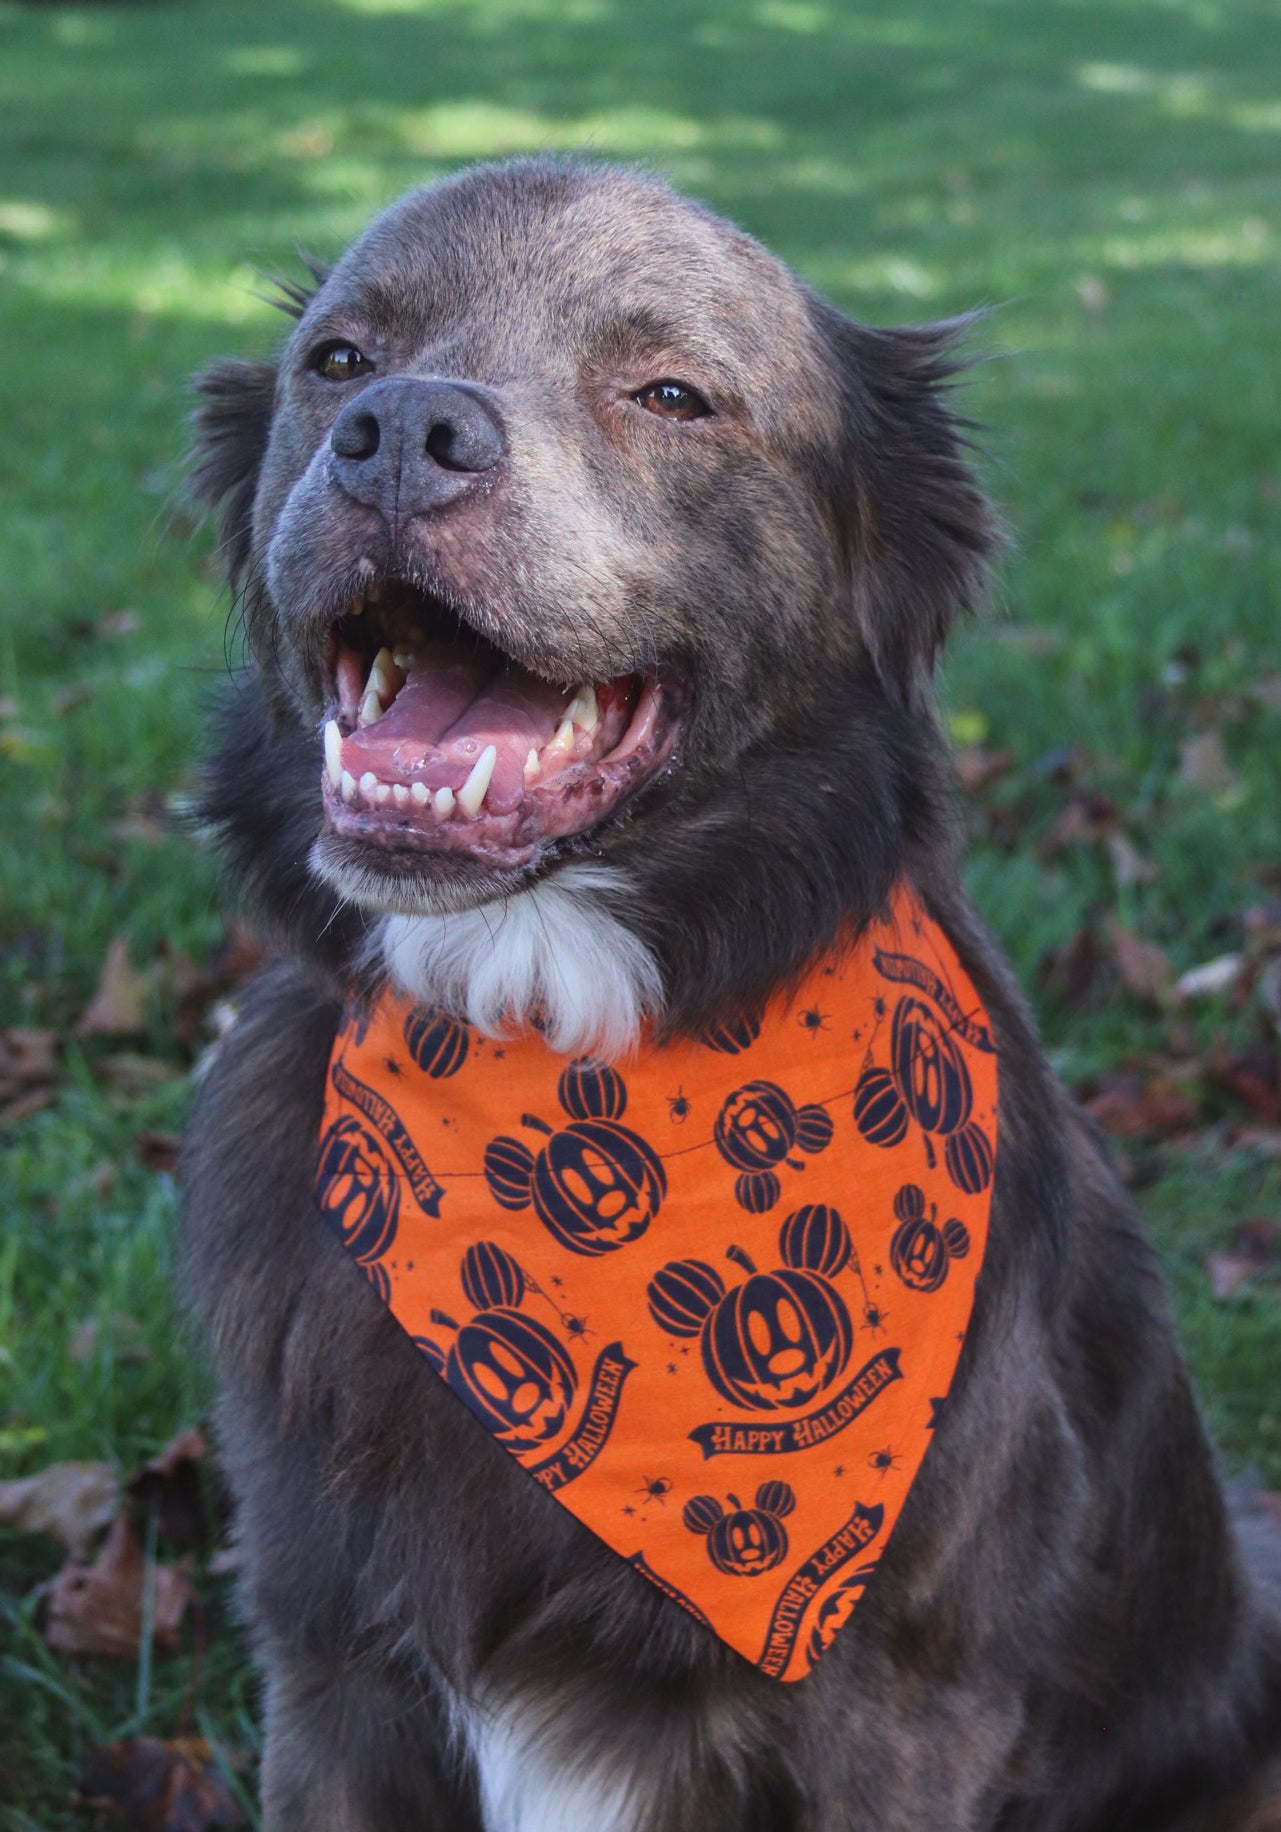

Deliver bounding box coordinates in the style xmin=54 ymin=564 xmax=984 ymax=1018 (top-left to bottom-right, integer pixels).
xmin=0 ymin=1085 xmax=56 ymax=1127
xmin=1207 ymin=1042 xmax=1281 ymax=1123
xmin=1106 ymin=832 xmax=1160 ymax=889
xmin=77 ymin=937 xmax=150 ymax=1037
xmin=1107 ymin=919 xmax=1173 ymax=1004
xmin=135 ymin=1130 xmax=182 ymax=1173
xmin=128 ymin=1428 xmax=213 ymax=1554
xmin=0 ymin=1026 xmax=58 ymax=1096
xmin=1207 ymin=1252 xmax=1262 ymax=1300
xmin=1179 ymin=730 xmax=1238 ymax=795
xmin=73 ymin=1736 xmax=243 ymax=1829
xmin=108 ymin=793 xmax=170 ymax=846
xmin=954 ymin=746 xmax=1016 ymax=795
xmin=69 ymin=1316 xmax=150 ymax=1368
xmin=1039 ymin=925 xmax=1106 ymax=1011
xmin=41 ymin=1513 xmax=194 ymax=1658
xmin=1175 ymin=953 xmax=1244 ymax=1001
xmin=96 ymin=608 xmax=141 ymax=641
xmin=1082 ymin=1069 xmax=1198 ymax=1138
xmin=1207 ymin=1219 xmax=1280 ymax=1299
xmin=0 ymin=1462 xmax=119 ymax=1558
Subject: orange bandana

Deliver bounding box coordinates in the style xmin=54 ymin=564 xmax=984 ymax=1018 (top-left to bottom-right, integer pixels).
xmin=315 ymin=884 xmax=997 ymax=1681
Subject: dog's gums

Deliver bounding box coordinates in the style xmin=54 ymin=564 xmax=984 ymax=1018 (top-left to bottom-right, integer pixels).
xmin=317 ymin=583 xmax=685 ymax=871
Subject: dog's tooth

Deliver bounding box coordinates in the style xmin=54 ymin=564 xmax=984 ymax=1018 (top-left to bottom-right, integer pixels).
xmin=368 ymin=646 xmax=398 ymax=699
xmin=375 ymin=783 xmax=392 ymax=806
xmin=392 ymin=783 xmax=410 ymax=809
xmin=358 ymin=771 xmax=379 ymax=804
xmin=456 ymin=744 xmax=497 ymax=817
xmin=392 ymin=646 xmax=417 ymax=672
xmin=434 ymin=786 xmax=455 ymax=816
xmin=410 ymin=781 xmax=430 ymax=807
xmin=340 ymin=770 xmax=357 ymax=803
xmin=524 ymin=747 xmax=541 ymax=783
xmin=567 ymin=685 xmax=599 ymax=733
xmin=324 ymin=719 xmax=343 ymax=788
xmin=547 ymin=717 xmax=575 ymax=755
xmin=358 ymin=688 xmax=383 ymax=728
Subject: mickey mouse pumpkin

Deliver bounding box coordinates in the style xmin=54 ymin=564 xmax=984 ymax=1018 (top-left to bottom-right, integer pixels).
xmin=853 ymin=989 xmax=993 ymax=1193
xmin=431 ymin=1241 xmax=578 ymax=1453
xmin=712 ymin=1079 xmax=834 ymax=1212
xmin=314 ymin=1114 xmax=399 ymax=1263
xmin=682 ymin=1481 xmax=796 ymax=1576
xmin=483 ymin=1060 xmax=667 ymax=1256
xmin=888 ymin=1183 xmax=971 ymax=1293
xmin=649 ymin=1205 xmax=855 ymax=1412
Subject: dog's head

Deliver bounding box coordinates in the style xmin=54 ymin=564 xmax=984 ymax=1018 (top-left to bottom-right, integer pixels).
xmin=193 ymin=159 xmax=996 ymax=1013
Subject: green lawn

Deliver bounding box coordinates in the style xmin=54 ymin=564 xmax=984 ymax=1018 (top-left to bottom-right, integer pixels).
xmin=2 ymin=0 xmax=1279 ymax=1822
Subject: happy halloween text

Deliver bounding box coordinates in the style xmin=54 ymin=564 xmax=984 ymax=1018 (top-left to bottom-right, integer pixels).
xmin=756 ymin=1500 xmax=885 ymax=1679
xmin=688 ymin=1348 xmax=902 ymax=1460
xmin=528 ymin=1344 xmax=637 ymax=1491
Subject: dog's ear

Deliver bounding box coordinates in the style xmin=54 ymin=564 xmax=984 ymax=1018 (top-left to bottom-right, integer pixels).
xmin=810 ymin=300 xmax=1000 ymax=699
xmin=190 ymin=358 xmax=278 ymax=585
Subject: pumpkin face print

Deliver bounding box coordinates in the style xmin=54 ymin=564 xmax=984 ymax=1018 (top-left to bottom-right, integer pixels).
xmin=483 ymin=1061 xmax=666 ymax=1255
xmin=448 ymin=1307 xmax=576 ymax=1451
xmin=683 ymin=1482 xmax=796 ymax=1576
xmin=890 ymin=998 xmax=971 ymax=1136
xmin=314 ymin=1115 xmax=399 ymax=1263
xmin=648 ymin=1208 xmax=855 ymax=1412
xmin=889 ymin=1184 xmax=971 ymax=1294
xmin=713 ymin=1081 xmax=832 ymax=1213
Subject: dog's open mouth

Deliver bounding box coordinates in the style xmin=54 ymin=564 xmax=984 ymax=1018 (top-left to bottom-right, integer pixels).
xmin=319 ymin=583 xmax=684 ymax=873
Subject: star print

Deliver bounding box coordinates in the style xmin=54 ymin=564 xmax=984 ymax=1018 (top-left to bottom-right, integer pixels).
xmin=833 ymin=1465 xmax=846 ymax=1478
xmin=551 ymin=1275 xmax=563 ymax=1289
xmin=493 ymin=1049 xmax=506 ymax=1060
xmin=667 ymin=1362 xmax=678 ymax=1375
xmin=622 ymin=1504 xmax=636 ymax=1518
xmin=679 ymin=1346 xmax=691 ymax=1357
xmin=384 ymin=1057 xmax=402 ymax=1076
xmin=852 ymin=1027 xmax=863 ymax=1043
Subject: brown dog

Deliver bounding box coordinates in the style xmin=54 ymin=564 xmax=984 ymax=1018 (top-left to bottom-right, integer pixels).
xmin=183 ymin=158 xmax=1281 ymax=1829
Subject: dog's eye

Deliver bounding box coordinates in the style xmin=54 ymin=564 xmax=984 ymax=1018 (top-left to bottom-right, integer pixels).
xmin=634 ymin=381 xmax=711 ymax=422
xmin=314 ymin=343 xmax=374 ymax=383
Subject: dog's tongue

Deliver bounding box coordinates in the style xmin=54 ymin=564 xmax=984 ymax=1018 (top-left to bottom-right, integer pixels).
xmin=342 ymin=644 xmax=576 ymax=813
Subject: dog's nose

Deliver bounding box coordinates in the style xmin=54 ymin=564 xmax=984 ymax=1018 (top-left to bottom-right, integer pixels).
xmin=329 ymin=377 xmax=506 ymax=523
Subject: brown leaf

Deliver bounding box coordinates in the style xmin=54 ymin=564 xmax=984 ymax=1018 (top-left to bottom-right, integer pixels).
xmin=0 ymin=1462 xmax=119 ymax=1558
xmin=1175 ymin=953 xmax=1244 ymax=1001
xmin=1083 ymin=1070 xmax=1198 ymax=1138
xmin=1107 ymin=919 xmax=1173 ymax=1004
xmin=41 ymin=1512 xmax=194 ymax=1658
xmin=1207 ymin=1252 xmax=1262 ymax=1300
xmin=1207 ymin=1042 xmax=1281 ymax=1123
xmin=94 ymin=1054 xmax=183 ymax=1097
xmin=954 ymin=746 xmax=1016 ymax=795
xmin=1106 ymin=832 xmax=1160 ymax=889
xmin=1178 ymin=730 xmax=1238 ymax=795
xmin=0 ymin=1085 xmax=56 ymax=1127
xmin=135 ymin=1130 xmax=182 ymax=1173
xmin=128 ymin=1428 xmax=213 ymax=1554
xmin=108 ymin=793 xmax=170 ymax=847
xmin=69 ymin=1315 xmax=150 ymax=1368
xmin=1039 ymin=924 xmax=1106 ymax=1011
xmin=0 ymin=1025 xmax=58 ymax=1095
xmin=77 ymin=937 xmax=150 ymax=1037
xmin=73 ymin=1736 xmax=243 ymax=1830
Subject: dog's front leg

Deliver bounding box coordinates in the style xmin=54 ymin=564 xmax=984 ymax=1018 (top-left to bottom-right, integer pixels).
xmin=259 ymin=1642 xmax=482 ymax=1832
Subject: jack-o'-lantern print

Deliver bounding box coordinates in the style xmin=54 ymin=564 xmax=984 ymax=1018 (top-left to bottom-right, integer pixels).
xmin=649 ymin=1207 xmax=855 ymax=1412
xmin=314 ymin=1114 xmax=399 ymax=1263
xmin=713 ymin=1079 xmax=833 ymax=1212
xmin=888 ymin=1184 xmax=971 ymax=1293
xmin=483 ymin=1060 xmax=666 ymax=1255
xmin=428 ymin=1243 xmax=579 ymax=1453
xmin=852 ymin=954 xmax=994 ymax=1195
xmin=683 ymin=1482 xmax=796 ymax=1576
xmin=805 ymin=1561 xmax=878 ymax=1669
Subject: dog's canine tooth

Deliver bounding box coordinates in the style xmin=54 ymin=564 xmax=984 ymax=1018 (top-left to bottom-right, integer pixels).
xmin=547 ymin=717 xmax=575 ymax=755
xmin=340 ymin=769 xmax=357 ymax=804
xmin=324 ymin=719 xmax=343 ymax=787
xmin=457 ymin=744 xmax=497 ymax=816
xmin=411 ymin=781 xmax=431 ymax=807
xmin=567 ymin=685 xmax=599 ymax=732
xmin=358 ymin=688 xmax=383 ymax=729
xmin=434 ymin=785 xmax=456 ymax=816
xmin=368 ymin=647 xmax=398 ymax=699
xmin=524 ymin=747 xmax=541 ymax=783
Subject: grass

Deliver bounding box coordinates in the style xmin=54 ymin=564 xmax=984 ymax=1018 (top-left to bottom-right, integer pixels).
xmin=1 ymin=0 xmax=1279 ymax=1821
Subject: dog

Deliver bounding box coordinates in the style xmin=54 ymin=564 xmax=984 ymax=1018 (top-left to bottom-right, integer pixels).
xmin=182 ymin=157 xmax=1281 ymax=1830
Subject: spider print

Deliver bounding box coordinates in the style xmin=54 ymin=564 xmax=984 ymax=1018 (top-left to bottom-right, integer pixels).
xmin=562 ymin=1313 xmax=593 ymax=1343
xmin=868 ymin=1447 xmax=902 ymax=1478
xmin=637 ymin=1476 xmax=673 ymax=1505
xmin=862 ymin=1300 xmax=888 ymax=1335
xmin=797 ymin=1007 xmax=830 ymax=1037
xmin=667 ymin=1088 xmax=692 ymax=1123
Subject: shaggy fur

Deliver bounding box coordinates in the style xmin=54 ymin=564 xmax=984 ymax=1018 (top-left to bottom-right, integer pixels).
xmin=183 ymin=158 xmax=1281 ymax=1829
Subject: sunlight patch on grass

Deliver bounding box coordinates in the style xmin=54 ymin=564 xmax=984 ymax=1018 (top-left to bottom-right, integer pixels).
xmin=224 ymin=45 xmax=311 ymax=77
xmin=335 ymin=0 xmax=609 ymax=17
xmin=1099 ymin=216 xmax=1271 ymax=270
xmin=807 ymin=250 xmax=942 ymax=298
xmin=754 ymin=0 xmax=830 ymax=30
xmin=395 ymin=100 xmax=785 ymax=158
xmin=0 ymin=201 xmax=72 ymax=241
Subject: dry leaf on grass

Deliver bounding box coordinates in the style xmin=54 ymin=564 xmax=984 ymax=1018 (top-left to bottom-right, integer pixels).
xmin=135 ymin=1130 xmax=182 ymax=1173
xmin=1106 ymin=919 xmax=1173 ymax=1004
xmin=0 ymin=1461 xmax=119 ymax=1558
xmin=1175 ymin=953 xmax=1244 ymax=1001
xmin=128 ymin=1428 xmax=214 ymax=1555
xmin=954 ymin=746 xmax=1016 ymax=795
xmin=1082 ymin=1069 xmax=1198 ymax=1139
xmin=1207 ymin=1219 xmax=1281 ymax=1300
xmin=0 ymin=1025 xmax=59 ymax=1123
xmin=1178 ymin=730 xmax=1238 ymax=795
xmin=73 ymin=1736 xmax=243 ymax=1830
xmin=41 ymin=1512 xmax=195 ymax=1658
xmin=77 ymin=937 xmax=151 ymax=1037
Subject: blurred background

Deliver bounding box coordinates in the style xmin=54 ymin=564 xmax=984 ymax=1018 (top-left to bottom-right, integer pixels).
xmin=1 ymin=0 xmax=1278 ymax=1822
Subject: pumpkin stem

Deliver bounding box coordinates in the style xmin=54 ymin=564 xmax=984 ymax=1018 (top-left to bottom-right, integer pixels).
xmin=429 ymin=1308 xmax=458 ymax=1332
xmin=726 ymin=1244 xmax=756 ymax=1275
xmin=727 ymin=1494 xmax=743 ymax=1511
xmin=521 ymin=1113 xmax=555 ymax=1137
xmin=922 ymin=1134 xmax=936 ymax=1170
